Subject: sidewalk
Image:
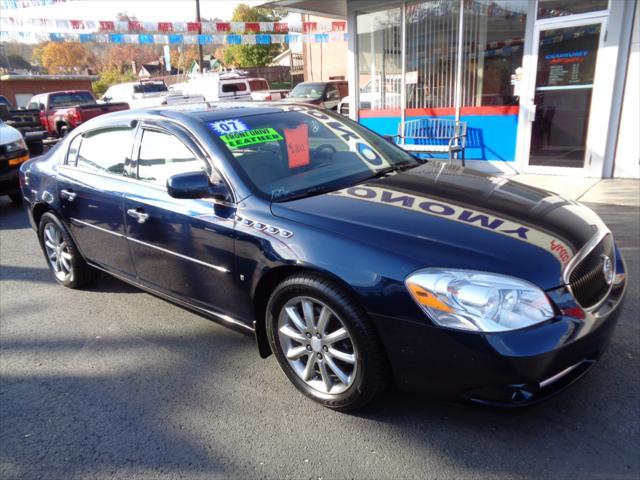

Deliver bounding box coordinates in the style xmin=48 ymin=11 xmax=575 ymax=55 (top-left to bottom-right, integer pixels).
xmin=506 ymin=174 xmax=640 ymax=207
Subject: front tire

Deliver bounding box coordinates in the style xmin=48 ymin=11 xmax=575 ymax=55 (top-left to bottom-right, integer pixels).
xmin=266 ymin=274 xmax=388 ymax=411
xmin=38 ymin=212 xmax=97 ymax=288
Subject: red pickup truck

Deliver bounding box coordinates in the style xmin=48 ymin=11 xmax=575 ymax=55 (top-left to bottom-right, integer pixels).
xmin=28 ymin=90 xmax=129 ymax=138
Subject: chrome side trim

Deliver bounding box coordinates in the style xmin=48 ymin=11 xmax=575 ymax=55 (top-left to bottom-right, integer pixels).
xmin=562 ymin=228 xmax=611 ymax=284
xmin=70 ymin=217 xmax=125 ymax=238
xmin=127 ymin=236 xmax=229 ymax=273
xmin=539 ymin=363 xmax=581 ymax=388
xmin=88 ymin=263 xmax=253 ymax=333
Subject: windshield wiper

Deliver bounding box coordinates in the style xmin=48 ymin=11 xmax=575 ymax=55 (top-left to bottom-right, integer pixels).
xmin=275 ymin=184 xmax=340 ymax=202
xmin=369 ymin=161 xmax=416 ymax=179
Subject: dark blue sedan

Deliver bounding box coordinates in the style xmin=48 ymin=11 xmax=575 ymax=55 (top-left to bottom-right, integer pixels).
xmin=19 ymin=103 xmax=627 ymax=411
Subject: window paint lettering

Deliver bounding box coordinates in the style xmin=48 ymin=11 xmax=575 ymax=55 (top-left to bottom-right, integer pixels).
xmin=219 ymin=128 xmax=283 ymax=149
xmin=347 ymin=187 xmax=376 ymax=199
xmin=418 ymin=201 xmax=455 ymax=216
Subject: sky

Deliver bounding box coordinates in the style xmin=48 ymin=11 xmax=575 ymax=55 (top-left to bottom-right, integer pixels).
xmin=4 ymin=0 xmax=266 ymax=21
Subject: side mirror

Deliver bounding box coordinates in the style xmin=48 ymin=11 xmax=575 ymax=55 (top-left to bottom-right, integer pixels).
xmin=167 ymin=171 xmax=231 ymax=201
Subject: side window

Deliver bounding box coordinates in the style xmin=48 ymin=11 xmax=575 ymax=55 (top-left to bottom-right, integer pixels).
xmin=76 ymin=128 xmax=133 ymax=175
xmin=137 ymin=130 xmax=207 ymax=187
xmin=326 ymin=85 xmax=340 ymax=100
xmin=66 ymin=135 xmax=82 ymax=165
xmin=221 ymin=82 xmax=248 ymax=93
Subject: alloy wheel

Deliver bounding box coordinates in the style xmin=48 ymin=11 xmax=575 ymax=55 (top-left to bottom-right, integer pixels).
xmin=43 ymin=223 xmax=73 ymax=282
xmin=277 ymin=296 xmax=358 ymax=395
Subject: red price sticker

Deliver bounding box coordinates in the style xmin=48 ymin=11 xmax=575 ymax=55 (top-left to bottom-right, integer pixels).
xmin=284 ymin=124 xmax=310 ymax=169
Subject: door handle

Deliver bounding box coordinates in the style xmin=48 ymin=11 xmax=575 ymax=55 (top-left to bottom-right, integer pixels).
xmin=60 ymin=189 xmax=77 ymax=201
xmin=127 ymin=208 xmax=149 ymax=224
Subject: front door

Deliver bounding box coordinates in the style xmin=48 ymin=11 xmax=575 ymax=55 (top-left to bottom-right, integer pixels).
xmin=124 ymin=125 xmax=238 ymax=316
xmin=524 ymin=19 xmax=605 ymax=172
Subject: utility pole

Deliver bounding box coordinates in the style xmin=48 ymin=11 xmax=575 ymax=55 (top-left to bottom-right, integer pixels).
xmin=196 ymin=0 xmax=204 ymax=72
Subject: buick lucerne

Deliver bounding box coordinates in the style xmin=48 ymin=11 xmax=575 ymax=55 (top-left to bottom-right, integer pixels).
xmin=19 ymin=104 xmax=626 ymax=411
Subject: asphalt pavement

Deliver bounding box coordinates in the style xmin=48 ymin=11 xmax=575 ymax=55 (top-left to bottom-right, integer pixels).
xmin=1 ymin=183 xmax=639 ymax=480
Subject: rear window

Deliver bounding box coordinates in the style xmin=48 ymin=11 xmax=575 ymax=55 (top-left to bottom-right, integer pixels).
xmin=221 ymin=82 xmax=248 ymax=93
xmin=49 ymin=92 xmax=95 ymax=108
xmin=133 ymin=83 xmax=168 ymax=94
xmin=248 ymin=79 xmax=269 ymax=91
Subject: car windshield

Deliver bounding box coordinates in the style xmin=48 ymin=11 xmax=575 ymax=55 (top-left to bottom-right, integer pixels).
xmin=0 ymin=96 xmax=10 ymax=107
xmin=288 ymin=83 xmax=325 ymax=99
xmin=49 ymin=92 xmax=95 ymax=107
xmin=133 ymin=83 xmax=168 ymax=94
xmin=207 ymin=108 xmax=419 ymax=201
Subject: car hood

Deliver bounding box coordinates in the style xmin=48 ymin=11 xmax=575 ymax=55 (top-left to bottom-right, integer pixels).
xmin=0 ymin=122 xmax=23 ymax=144
xmin=271 ymin=163 xmax=606 ymax=290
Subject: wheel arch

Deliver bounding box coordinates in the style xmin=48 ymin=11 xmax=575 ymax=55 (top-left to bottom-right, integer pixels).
xmin=252 ymin=264 xmax=369 ymax=359
xmin=32 ymin=201 xmax=53 ymax=228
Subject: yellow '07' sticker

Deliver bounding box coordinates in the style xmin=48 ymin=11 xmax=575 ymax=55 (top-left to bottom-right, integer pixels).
xmin=219 ymin=128 xmax=283 ymax=149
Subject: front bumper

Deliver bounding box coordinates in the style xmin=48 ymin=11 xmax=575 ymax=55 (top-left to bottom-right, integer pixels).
xmin=373 ymin=251 xmax=627 ymax=407
xmin=0 ymin=149 xmax=29 ymax=195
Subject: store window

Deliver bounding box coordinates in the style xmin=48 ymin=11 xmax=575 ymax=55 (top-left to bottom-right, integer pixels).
xmin=537 ymin=0 xmax=609 ymax=19
xmin=405 ymin=0 xmax=460 ymax=109
xmin=356 ymin=7 xmax=402 ymax=112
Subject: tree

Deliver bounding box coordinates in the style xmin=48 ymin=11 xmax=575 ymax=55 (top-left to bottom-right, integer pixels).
xmin=102 ymin=45 xmax=158 ymax=72
xmin=92 ymin=67 xmax=137 ymax=97
xmin=35 ymin=42 xmax=96 ymax=74
xmin=222 ymin=4 xmax=282 ymax=67
xmin=170 ymin=46 xmax=200 ymax=73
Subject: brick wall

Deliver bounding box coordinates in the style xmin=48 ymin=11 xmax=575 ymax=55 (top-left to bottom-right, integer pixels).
xmin=0 ymin=78 xmax=95 ymax=107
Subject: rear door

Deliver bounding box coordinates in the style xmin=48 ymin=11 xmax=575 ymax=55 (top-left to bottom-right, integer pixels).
xmin=123 ymin=123 xmax=238 ymax=314
xmin=57 ymin=126 xmax=137 ymax=278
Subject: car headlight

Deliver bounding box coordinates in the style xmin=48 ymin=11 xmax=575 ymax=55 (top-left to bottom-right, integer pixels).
xmin=405 ymin=269 xmax=554 ymax=332
xmin=5 ymin=138 xmax=26 ymax=153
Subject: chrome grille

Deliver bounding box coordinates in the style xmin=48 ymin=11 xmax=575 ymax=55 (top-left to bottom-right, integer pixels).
xmin=568 ymin=233 xmax=614 ymax=308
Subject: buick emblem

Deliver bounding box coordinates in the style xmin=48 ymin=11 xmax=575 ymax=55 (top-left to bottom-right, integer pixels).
xmin=601 ymin=255 xmax=614 ymax=285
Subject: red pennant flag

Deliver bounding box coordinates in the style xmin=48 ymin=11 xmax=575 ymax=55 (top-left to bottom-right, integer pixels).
xmin=303 ymin=22 xmax=317 ymax=33
xmin=99 ymin=20 xmax=115 ymax=31
xmin=274 ymin=22 xmax=288 ymax=33
xmin=128 ymin=20 xmax=143 ymax=32
xmin=187 ymin=21 xmax=200 ymax=32
xmin=331 ymin=21 xmax=346 ymax=31
xmin=69 ymin=19 xmax=84 ymax=30
xmin=157 ymin=22 xmax=172 ymax=32
xmin=216 ymin=22 xmax=231 ymax=32
xmin=245 ymin=22 xmax=260 ymax=33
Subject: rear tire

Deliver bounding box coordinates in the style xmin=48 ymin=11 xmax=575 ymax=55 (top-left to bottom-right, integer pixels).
xmin=266 ymin=273 xmax=388 ymax=411
xmin=38 ymin=212 xmax=97 ymax=288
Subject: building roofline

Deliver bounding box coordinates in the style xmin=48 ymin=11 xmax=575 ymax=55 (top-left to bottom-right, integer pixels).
xmin=0 ymin=74 xmax=98 ymax=81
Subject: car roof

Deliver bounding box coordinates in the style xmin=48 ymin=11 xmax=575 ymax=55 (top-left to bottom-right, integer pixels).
xmin=71 ymin=101 xmax=321 ymax=132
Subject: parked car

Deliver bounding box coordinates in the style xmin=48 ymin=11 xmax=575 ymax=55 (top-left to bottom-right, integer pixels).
xmin=245 ymin=77 xmax=289 ymax=101
xmin=172 ymin=72 xmax=262 ymax=102
xmin=28 ymin=90 xmax=129 ymax=138
xmin=0 ymin=95 xmax=47 ymax=155
xmin=285 ymin=81 xmax=348 ymax=110
xmin=101 ymin=80 xmax=204 ymax=109
xmin=1 ymin=120 xmax=29 ymax=203
xmin=20 ymin=103 xmax=626 ymax=411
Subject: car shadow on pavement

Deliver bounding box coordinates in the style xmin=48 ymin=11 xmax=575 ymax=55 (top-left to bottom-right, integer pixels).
xmin=0 ymin=199 xmax=30 ymax=230
xmin=0 ymin=329 xmax=257 ymax=479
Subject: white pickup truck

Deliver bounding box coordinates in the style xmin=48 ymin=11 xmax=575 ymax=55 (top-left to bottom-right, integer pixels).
xmin=170 ymin=73 xmax=288 ymax=102
xmin=101 ymin=81 xmax=204 ymax=109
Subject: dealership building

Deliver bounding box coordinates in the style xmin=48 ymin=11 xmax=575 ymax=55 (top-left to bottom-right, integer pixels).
xmin=269 ymin=0 xmax=639 ymax=178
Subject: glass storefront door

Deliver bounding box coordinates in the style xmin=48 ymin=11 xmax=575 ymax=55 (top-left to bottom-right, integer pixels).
xmin=526 ymin=20 xmax=604 ymax=169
